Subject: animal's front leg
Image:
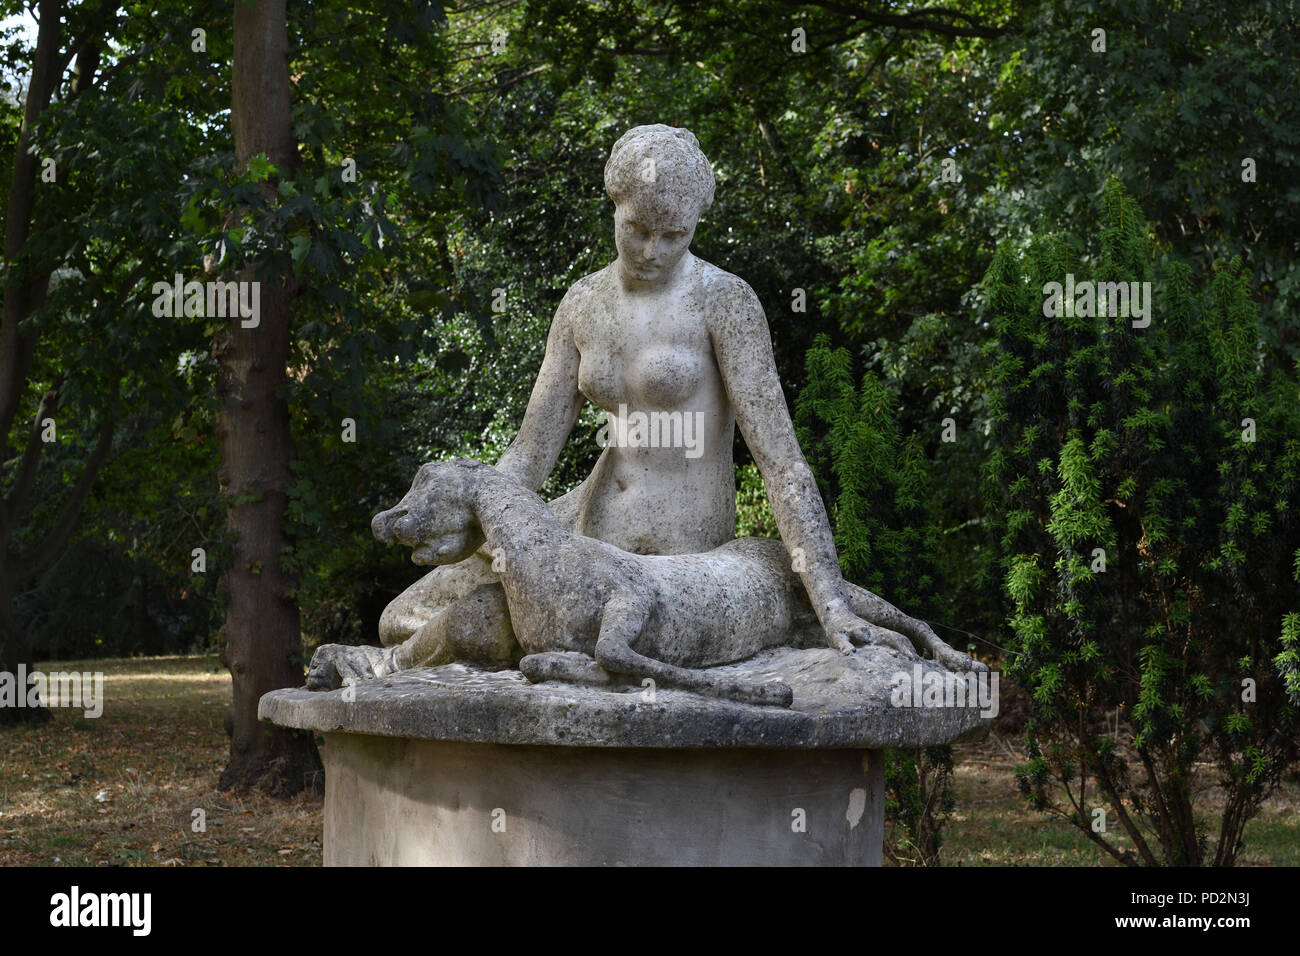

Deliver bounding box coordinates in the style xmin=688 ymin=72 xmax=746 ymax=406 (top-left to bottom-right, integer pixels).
xmin=306 ymin=644 xmax=398 ymax=690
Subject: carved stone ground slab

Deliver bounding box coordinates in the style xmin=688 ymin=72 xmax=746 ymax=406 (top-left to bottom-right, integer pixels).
xmin=261 ymin=644 xmax=991 ymax=750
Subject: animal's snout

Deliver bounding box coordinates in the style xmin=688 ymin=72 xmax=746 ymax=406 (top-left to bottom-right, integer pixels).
xmin=372 ymin=506 xmax=410 ymax=543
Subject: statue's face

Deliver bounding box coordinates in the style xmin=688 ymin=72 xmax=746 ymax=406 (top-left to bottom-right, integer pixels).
xmin=613 ymin=198 xmax=698 ymax=284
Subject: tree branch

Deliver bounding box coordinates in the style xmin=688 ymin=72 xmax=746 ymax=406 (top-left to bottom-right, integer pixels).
xmin=788 ymin=1 xmax=1015 ymax=39
xmin=1 ymin=373 xmax=66 ymax=530
xmin=14 ymin=384 xmax=117 ymax=582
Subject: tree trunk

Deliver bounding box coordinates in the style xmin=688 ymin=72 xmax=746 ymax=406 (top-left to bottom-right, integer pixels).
xmin=0 ymin=0 xmax=62 ymax=723
xmin=218 ymin=0 xmax=320 ymax=795
xmin=0 ymin=580 xmax=48 ymax=726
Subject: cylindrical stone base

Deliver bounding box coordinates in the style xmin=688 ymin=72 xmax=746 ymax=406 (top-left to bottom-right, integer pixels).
xmin=323 ymin=734 xmax=884 ymax=866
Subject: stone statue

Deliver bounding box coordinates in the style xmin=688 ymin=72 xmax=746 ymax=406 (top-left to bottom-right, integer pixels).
xmin=330 ymin=458 xmax=979 ymax=705
xmin=308 ymin=123 xmax=975 ymax=694
xmin=269 ymin=124 xmax=993 ymax=866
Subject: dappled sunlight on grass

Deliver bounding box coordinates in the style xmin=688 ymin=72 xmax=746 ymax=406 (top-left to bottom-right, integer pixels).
xmin=0 ymin=655 xmax=321 ymax=867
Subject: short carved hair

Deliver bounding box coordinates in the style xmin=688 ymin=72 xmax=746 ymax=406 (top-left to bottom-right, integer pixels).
xmin=604 ymin=125 xmax=715 ymax=219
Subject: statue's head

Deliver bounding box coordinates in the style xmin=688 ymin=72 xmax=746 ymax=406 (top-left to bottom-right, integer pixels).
xmin=604 ymin=125 xmax=714 ymax=284
xmin=372 ymin=459 xmax=485 ymax=566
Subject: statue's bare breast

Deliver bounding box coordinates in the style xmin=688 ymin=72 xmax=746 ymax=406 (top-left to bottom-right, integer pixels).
xmin=566 ymin=261 xmax=737 ymax=554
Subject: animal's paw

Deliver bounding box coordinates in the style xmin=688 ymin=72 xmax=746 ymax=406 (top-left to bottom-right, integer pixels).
xmin=306 ymin=644 xmax=393 ymax=691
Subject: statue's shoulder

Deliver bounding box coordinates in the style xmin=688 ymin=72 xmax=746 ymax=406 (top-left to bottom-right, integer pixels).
xmin=690 ymin=258 xmax=763 ymax=314
xmin=558 ymin=264 xmax=615 ymax=313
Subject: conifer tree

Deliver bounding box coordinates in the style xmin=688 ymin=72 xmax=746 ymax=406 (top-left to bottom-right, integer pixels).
xmin=795 ymin=335 xmax=953 ymax=865
xmin=982 ymin=179 xmax=1300 ymax=866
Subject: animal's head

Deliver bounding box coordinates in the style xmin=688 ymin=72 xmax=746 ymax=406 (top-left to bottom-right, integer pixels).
xmin=371 ymin=458 xmax=486 ymax=566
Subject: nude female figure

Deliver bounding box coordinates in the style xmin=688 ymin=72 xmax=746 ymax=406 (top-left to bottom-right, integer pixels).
xmin=308 ymin=124 xmax=972 ymax=688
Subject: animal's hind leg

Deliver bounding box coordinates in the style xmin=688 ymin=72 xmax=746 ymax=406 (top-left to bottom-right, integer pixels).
xmin=592 ymin=594 xmax=794 ymax=708
xmin=845 ymin=583 xmax=985 ymax=672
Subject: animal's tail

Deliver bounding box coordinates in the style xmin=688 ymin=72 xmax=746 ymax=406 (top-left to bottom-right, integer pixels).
xmin=523 ymin=649 xmax=794 ymax=708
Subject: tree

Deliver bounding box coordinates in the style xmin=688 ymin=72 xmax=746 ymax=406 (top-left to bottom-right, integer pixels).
xmin=1 ymin=0 xmax=71 ymax=724
xmin=976 ymin=0 xmax=1300 ymax=362
xmin=1 ymin=0 xmax=206 ymax=722
xmin=215 ymin=0 xmax=320 ymax=794
xmin=982 ymin=179 xmax=1300 ymax=865
xmin=212 ymin=0 xmax=504 ymax=791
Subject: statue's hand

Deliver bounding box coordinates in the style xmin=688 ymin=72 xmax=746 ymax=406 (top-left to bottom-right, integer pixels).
xmin=821 ymin=603 xmax=918 ymax=659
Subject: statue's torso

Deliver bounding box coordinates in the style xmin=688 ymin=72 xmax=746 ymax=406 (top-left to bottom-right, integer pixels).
xmin=566 ymin=257 xmax=738 ymax=555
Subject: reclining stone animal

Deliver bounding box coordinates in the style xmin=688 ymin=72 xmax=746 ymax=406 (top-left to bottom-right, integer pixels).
xmin=316 ymin=458 xmax=982 ymax=707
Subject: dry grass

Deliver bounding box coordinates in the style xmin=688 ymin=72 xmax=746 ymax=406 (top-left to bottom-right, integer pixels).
xmin=0 ymin=655 xmax=321 ymax=867
xmin=942 ymin=732 xmax=1300 ymax=866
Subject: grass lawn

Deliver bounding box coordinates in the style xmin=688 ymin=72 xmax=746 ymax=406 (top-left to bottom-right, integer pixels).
xmin=944 ymin=736 xmax=1300 ymax=866
xmin=1 ymin=654 xmax=1296 ymax=866
xmin=0 ymin=655 xmax=321 ymax=867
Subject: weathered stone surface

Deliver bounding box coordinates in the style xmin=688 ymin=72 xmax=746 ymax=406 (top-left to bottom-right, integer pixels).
xmin=263 ymin=643 xmax=991 ymax=750
xmin=312 ymin=124 xmax=979 ymax=692
xmin=313 ymin=457 xmax=986 ymax=707
xmin=321 ymin=736 xmax=885 ymax=866
xmin=320 ymin=458 xmax=986 ymax=706
xmin=259 ymin=123 xmax=995 ymax=867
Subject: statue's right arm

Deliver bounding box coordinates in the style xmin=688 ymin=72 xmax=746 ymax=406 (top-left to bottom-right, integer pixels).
xmin=494 ymin=293 xmax=585 ymax=492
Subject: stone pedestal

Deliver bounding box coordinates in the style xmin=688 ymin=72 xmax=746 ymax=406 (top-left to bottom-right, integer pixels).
xmin=321 ymin=735 xmax=883 ymax=865
xmin=260 ymin=645 xmax=991 ymax=867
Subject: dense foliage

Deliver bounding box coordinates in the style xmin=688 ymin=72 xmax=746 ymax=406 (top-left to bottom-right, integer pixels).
xmin=796 ymin=334 xmax=957 ymax=865
xmin=3 ymin=0 xmax=1295 ymax=843
xmin=983 ymin=179 xmax=1299 ymax=865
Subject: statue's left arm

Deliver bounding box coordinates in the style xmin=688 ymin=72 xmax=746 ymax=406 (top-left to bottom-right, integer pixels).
xmin=708 ymin=277 xmax=872 ymax=654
